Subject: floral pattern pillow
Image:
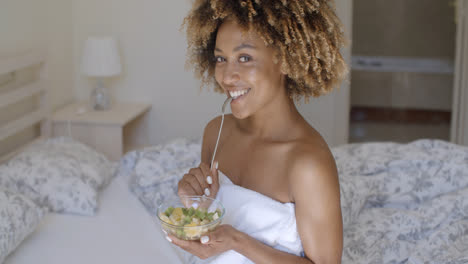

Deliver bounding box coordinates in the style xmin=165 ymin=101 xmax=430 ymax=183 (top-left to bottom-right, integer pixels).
xmin=116 ymin=137 xmax=201 ymax=215
xmin=131 ymin=138 xmax=201 ymax=188
xmin=130 ymin=166 xmax=189 ymax=215
xmin=0 ymin=137 xmax=117 ymax=216
xmin=0 ymin=187 xmax=46 ymax=263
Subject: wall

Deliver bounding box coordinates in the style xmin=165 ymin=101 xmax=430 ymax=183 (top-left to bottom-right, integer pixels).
xmin=351 ymin=0 xmax=456 ymax=110
xmin=73 ymin=0 xmax=352 ymax=148
xmin=0 ymin=0 xmax=48 ymax=56
xmin=46 ymin=0 xmax=75 ymax=111
xmin=0 ymin=0 xmax=74 ymax=110
xmin=351 ymin=71 xmax=453 ymax=111
xmin=353 ymin=0 xmax=455 ymax=58
xmin=0 ymin=0 xmax=74 ymax=154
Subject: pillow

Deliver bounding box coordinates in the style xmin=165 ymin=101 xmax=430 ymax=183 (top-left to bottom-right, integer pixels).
xmin=0 ymin=188 xmax=46 ymax=263
xmin=0 ymin=137 xmax=116 ymax=216
xmin=132 ymin=138 xmax=201 ymax=188
xmin=130 ymin=166 xmax=189 ymax=215
xmin=116 ymin=138 xmax=201 ymax=215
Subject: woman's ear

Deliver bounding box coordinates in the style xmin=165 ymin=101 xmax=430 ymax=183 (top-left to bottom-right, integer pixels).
xmin=280 ymin=66 xmax=288 ymax=75
xmin=272 ymin=52 xmax=288 ymax=75
xmin=279 ymin=62 xmax=288 ymax=76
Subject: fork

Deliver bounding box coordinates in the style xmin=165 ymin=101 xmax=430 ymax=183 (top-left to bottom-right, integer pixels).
xmin=210 ymin=97 xmax=232 ymax=169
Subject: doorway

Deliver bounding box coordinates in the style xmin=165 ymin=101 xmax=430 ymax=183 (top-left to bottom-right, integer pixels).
xmin=349 ymin=0 xmax=457 ymax=143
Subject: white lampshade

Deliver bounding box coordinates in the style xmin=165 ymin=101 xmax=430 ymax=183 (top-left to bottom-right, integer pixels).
xmin=81 ymin=36 xmax=122 ymax=77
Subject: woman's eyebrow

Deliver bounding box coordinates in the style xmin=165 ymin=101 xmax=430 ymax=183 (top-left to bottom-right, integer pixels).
xmin=214 ymin=43 xmax=257 ymax=53
xmin=234 ymin=43 xmax=257 ymax=52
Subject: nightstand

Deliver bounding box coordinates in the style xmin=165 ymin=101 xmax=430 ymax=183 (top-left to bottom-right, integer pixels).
xmin=51 ymin=101 xmax=151 ymax=161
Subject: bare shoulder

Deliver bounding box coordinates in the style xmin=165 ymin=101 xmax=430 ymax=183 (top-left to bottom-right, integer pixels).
xmin=287 ymin=129 xmax=339 ymax=202
xmin=287 ymin=128 xmax=343 ymax=262
xmin=201 ymin=114 xmax=235 ymax=163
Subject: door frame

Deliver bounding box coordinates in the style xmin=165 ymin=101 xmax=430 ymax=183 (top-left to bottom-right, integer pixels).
xmin=451 ymin=0 xmax=468 ymax=146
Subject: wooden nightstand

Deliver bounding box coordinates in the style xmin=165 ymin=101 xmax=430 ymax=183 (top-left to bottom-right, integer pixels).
xmin=51 ymin=101 xmax=151 ymax=161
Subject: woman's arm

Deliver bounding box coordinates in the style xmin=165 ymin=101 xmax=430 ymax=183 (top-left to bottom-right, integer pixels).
xmin=290 ymin=148 xmax=343 ymax=264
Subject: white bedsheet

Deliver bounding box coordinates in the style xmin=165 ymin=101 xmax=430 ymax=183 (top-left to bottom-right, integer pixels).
xmin=5 ymin=176 xmax=184 ymax=264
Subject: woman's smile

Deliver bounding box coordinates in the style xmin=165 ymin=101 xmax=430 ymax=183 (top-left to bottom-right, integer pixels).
xmin=228 ymin=88 xmax=251 ymax=104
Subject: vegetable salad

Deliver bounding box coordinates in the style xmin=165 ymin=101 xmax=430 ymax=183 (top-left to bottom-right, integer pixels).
xmin=159 ymin=206 xmax=221 ymax=239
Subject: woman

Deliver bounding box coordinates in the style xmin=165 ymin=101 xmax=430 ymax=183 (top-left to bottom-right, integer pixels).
xmin=167 ymin=1 xmax=347 ymax=263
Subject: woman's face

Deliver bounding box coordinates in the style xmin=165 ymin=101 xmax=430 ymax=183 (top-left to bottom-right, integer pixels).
xmin=214 ymin=20 xmax=285 ymax=119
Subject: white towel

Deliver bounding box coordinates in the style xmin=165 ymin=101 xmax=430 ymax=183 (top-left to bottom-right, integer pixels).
xmin=185 ymin=171 xmax=303 ymax=264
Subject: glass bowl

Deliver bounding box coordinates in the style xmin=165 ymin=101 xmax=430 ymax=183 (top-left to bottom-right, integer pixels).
xmin=157 ymin=196 xmax=225 ymax=240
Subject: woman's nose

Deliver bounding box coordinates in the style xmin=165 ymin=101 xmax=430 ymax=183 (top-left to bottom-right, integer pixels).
xmin=222 ymin=62 xmax=240 ymax=85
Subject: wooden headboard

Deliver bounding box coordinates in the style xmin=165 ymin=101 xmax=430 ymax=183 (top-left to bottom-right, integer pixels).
xmin=0 ymin=51 xmax=50 ymax=163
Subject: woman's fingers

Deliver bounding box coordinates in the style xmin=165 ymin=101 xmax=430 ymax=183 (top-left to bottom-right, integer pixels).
xmin=179 ymin=174 xmax=203 ymax=196
xmin=199 ymin=163 xmax=214 ymax=197
xmin=167 ymin=234 xmax=199 ymax=251
xmin=200 ymin=162 xmax=219 ymax=198
xmin=177 ymin=180 xmax=197 ymax=198
xmin=210 ymin=161 xmax=220 ymax=195
xmin=189 ymin=167 xmax=210 ymax=193
xmin=178 ymin=162 xmax=221 ymax=199
xmin=177 ymin=183 xmax=194 ymax=208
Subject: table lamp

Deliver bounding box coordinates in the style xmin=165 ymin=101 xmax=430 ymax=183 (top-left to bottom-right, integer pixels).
xmin=81 ymin=36 xmax=122 ymax=110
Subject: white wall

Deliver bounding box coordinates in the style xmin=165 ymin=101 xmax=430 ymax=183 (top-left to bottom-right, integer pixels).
xmin=73 ymin=0 xmax=352 ymax=147
xmin=0 ymin=0 xmax=74 ymax=154
xmin=0 ymin=0 xmax=47 ymax=56
xmin=0 ymin=0 xmax=74 ymax=110
xmin=46 ymin=0 xmax=75 ymax=110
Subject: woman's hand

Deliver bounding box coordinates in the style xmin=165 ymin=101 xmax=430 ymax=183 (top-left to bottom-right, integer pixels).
xmin=166 ymin=225 xmax=241 ymax=260
xmin=178 ymin=161 xmax=220 ymax=199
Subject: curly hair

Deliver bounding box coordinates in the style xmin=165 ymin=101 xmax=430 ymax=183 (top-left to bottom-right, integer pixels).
xmin=182 ymin=0 xmax=348 ymax=100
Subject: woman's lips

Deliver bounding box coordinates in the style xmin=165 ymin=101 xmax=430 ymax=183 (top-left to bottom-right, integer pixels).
xmin=229 ymin=88 xmax=251 ymax=101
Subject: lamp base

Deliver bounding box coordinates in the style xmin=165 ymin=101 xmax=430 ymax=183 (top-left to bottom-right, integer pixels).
xmin=90 ymin=84 xmax=111 ymax=111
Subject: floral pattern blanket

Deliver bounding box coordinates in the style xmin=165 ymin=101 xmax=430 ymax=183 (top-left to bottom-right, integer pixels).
xmin=335 ymin=139 xmax=468 ymax=264
xmin=117 ymin=138 xmax=468 ymax=263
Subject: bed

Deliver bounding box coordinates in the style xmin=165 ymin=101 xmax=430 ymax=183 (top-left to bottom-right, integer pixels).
xmin=2 ymin=52 xmax=468 ymax=264
xmin=113 ymin=138 xmax=468 ymax=264
xmin=0 ymin=52 xmax=184 ymax=264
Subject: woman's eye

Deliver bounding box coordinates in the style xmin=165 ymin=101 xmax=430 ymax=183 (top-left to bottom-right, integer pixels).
xmin=239 ymin=56 xmax=251 ymax=63
xmin=215 ymin=56 xmax=225 ymax=63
